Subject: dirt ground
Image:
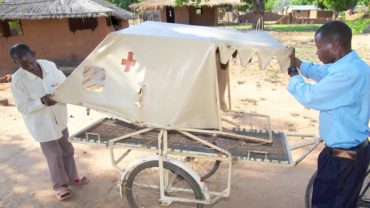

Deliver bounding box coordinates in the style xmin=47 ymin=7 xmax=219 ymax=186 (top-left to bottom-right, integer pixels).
xmin=0 ymin=32 xmax=369 ymax=208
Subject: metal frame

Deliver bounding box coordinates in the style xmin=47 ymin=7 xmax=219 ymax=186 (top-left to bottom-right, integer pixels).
xmin=107 ymin=127 xmax=234 ymax=205
xmin=284 ymin=132 xmax=321 ymax=166
xmin=69 ymin=119 xmax=321 ymax=206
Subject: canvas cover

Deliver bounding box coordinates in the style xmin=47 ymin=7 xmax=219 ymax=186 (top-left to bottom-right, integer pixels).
xmin=54 ymin=21 xmax=291 ymax=130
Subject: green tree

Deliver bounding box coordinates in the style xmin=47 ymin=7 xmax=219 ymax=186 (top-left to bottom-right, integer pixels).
xmin=318 ymin=0 xmax=358 ymax=18
xmin=174 ymin=0 xmax=201 ymax=6
xmin=105 ymin=0 xmax=140 ymax=11
xmin=250 ymin=0 xmax=265 ymax=29
xmin=358 ymin=0 xmax=369 ymax=5
xmin=265 ymin=0 xmax=276 ymax=11
xmin=357 ymin=0 xmax=369 ymax=16
xmin=290 ymin=0 xmax=315 ymax=5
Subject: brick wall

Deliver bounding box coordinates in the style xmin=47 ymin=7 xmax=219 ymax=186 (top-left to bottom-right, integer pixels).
xmin=293 ymin=10 xmax=310 ymax=18
xmin=175 ymin=7 xmax=190 ymax=24
xmin=159 ymin=6 xmax=215 ymax=26
xmin=316 ymin=10 xmax=333 ymax=19
xmin=189 ymin=6 xmax=217 ymax=26
xmin=0 ymin=17 xmax=128 ymax=76
xmin=159 ymin=7 xmax=190 ymax=24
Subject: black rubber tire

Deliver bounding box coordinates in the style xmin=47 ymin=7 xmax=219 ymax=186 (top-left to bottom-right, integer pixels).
xmin=125 ymin=160 xmax=205 ymax=208
xmin=200 ymin=160 xmax=221 ymax=181
xmin=185 ymin=157 xmax=221 ymax=181
xmin=358 ymin=169 xmax=370 ymax=207
xmin=306 ymin=170 xmax=370 ymax=208
xmin=305 ymin=171 xmax=317 ymax=208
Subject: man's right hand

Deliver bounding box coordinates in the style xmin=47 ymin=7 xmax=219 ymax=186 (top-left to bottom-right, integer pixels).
xmin=41 ymin=94 xmax=57 ymax=106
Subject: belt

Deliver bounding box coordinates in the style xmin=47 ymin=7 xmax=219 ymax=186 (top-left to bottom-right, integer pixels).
xmin=325 ymin=139 xmax=368 ymax=160
xmin=326 ymin=139 xmax=368 ymax=151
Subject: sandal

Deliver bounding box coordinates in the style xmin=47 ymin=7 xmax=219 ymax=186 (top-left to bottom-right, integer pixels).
xmin=70 ymin=176 xmax=89 ymax=185
xmin=54 ymin=186 xmax=72 ymax=201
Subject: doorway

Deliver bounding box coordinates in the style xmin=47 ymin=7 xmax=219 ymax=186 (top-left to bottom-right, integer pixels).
xmin=166 ymin=6 xmax=175 ymax=23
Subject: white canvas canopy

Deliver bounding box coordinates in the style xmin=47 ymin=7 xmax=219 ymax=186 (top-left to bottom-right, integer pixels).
xmin=54 ymin=21 xmax=291 ymax=130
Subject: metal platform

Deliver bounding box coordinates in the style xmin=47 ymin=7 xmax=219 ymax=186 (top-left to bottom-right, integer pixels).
xmin=72 ymin=118 xmax=291 ymax=164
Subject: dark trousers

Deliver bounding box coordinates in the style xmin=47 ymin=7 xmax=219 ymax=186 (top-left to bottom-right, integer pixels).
xmin=40 ymin=128 xmax=78 ymax=190
xmin=312 ymin=142 xmax=370 ymax=208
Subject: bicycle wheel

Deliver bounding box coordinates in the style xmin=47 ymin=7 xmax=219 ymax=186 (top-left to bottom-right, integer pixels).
xmin=358 ymin=168 xmax=370 ymax=207
xmin=306 ymin=169 xmax=370 ymax=208
xmin=125 ymin=160 xmax=205 ymax=208
xmin=305 ymin=171 xmax=316 ymax=208
xmin=185 ymin=157 xmax=221 ymax=181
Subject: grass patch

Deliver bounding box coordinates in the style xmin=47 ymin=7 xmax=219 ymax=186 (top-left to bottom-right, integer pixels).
xmin=225 ymin=24 xmax=253 ymax=30
xmin=226 ymin=21 xmax=370 ymax=34
xmin=345 ymin=18 xmax=370 ymax=34
xmin=265 ymin=24 xmax=322 ymax=32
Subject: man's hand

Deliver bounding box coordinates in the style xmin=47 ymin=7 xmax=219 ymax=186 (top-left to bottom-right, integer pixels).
xmin=288 ymin=67 xmax=299 ymax=77
xmin=40 ymin=94 xmax=57 ymax=106
xmin=288 ymin=48 xmax=300 ymax=77
xmin=0 ymin=74 xmax=12 ymax=83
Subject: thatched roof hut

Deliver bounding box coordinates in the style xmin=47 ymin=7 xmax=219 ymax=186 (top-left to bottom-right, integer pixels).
xmin=130 ymin=0 xmax=240 ymax=10
xmin=0 ymin=0 xmax=136 ymax=20
xmin=130 ymin=0 xmax=240 ymax=26
xmin=0 ymin=0 xmax=136 ymax=76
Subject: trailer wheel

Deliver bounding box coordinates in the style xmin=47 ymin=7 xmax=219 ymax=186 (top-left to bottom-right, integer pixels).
xmin=305 ymin=169 xmax=370 ymax=208
xmin=126 ymin=160 xmax=204 ymax=208
xmin=305 ymin=171 xmax=316 ymax=208
xmin=185 ymin=157 xmax=221 ymax=181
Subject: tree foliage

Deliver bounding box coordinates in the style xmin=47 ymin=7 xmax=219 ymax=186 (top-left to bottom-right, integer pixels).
xmin=358 ymin=0 xmax=369 ymax=5
xmin=105 ymin=0 xmax=140 ymax=11
xmin=290 ymin=0 xmax=315 ymax=5
xmin=266 ymin=0 xmax=290 ymax=12
xmin=174 ymin=0 xmax=202 ymax=6
xmin=318 ymin=0 xmax=358 ymax=12
xmin=265 ymin=0 xmax=276 ymax=11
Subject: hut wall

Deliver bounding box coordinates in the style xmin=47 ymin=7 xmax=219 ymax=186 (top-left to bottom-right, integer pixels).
xmin=159 ymin=7 xmax=189 ymax=24
xmin=161 ymin=8 xmax=167 ymax=22
xmin=0 ymin=17 xmax=128 ymax=76
xmin=292 ymin=10 xmax=310 ymax=18
xmin=175 ymin=7 xmax=190 ymax=24
xmin=316 ymin=10 xmax=333 ymax=19
xmin=189 ymin=6 xmax=217 ymax=26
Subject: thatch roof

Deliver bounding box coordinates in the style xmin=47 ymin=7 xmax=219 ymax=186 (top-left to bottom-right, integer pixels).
xmin=130 ymin=0 xmax=241 ymax=10
xmin=0 ymin=0 xmax=136 ymax=20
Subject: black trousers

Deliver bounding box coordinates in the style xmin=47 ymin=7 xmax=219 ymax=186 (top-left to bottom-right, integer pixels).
xmin=312 ymin=142 xmax=370 ymax=208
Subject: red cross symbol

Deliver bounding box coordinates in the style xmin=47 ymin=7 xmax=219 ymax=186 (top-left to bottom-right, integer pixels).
xmin=121 ymin=52 xmax=136 ymax=72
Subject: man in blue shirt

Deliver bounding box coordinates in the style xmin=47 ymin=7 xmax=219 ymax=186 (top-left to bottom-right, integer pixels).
xmin=288 ymin=21 xmax=370 ymax=207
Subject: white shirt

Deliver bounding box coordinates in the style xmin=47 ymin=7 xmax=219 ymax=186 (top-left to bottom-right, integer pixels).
xmin=11 ymin=59 xmax=68 ymax=142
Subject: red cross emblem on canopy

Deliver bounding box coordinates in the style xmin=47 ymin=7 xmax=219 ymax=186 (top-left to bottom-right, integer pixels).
xmin=121 ymin=52 xmax=136 ymax=72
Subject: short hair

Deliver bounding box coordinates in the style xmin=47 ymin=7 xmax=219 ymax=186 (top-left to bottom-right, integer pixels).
xmin=315 ymin=21 xmax=352 ymax=50
xmin=9 ymin=43 xmax=33 ymax=59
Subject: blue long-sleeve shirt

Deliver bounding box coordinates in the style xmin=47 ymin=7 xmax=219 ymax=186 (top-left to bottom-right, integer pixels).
xmin=288 ymin=51 xmax=370 ymax=148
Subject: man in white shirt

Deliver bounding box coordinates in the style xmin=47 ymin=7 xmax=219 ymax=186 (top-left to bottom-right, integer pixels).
xmin=10 ymin=43 xmax=88 ymax=201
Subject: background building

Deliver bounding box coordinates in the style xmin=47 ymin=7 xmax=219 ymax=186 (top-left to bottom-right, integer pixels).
xmin=0 ymin=0 xmax=136 ymax=76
